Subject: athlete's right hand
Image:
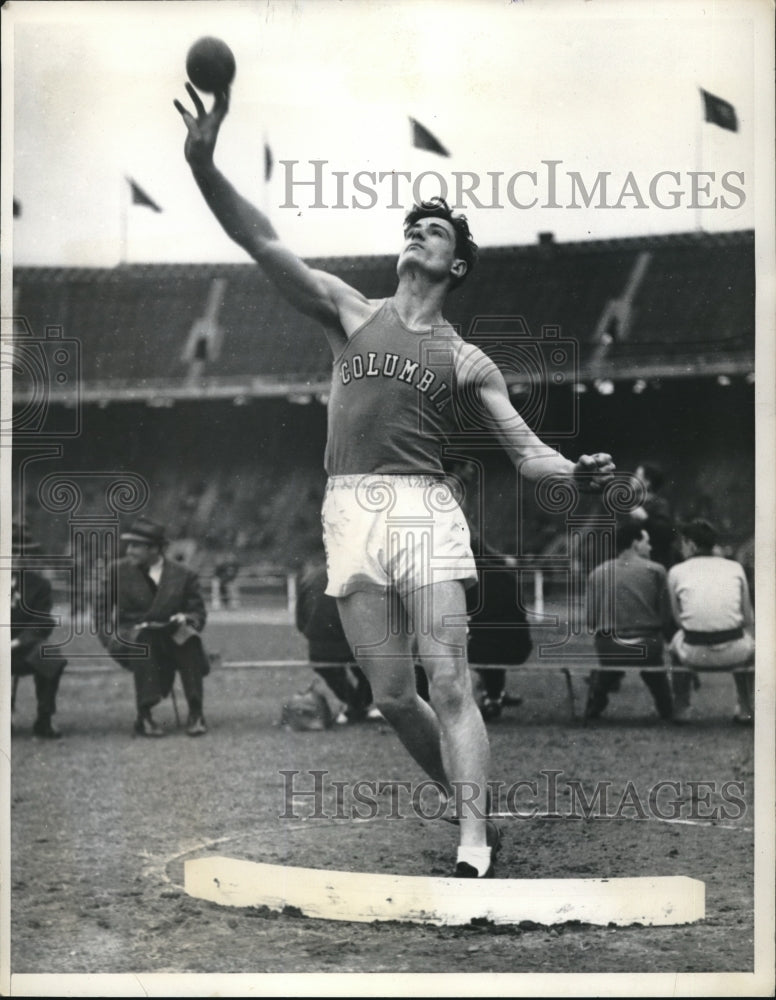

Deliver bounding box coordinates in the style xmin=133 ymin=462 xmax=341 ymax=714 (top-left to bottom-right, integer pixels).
xmin=173 ymin=84 xmax=230 ymax=170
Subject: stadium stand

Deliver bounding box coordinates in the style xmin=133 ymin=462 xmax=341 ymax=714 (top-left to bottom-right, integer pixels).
xmin=14 ymin=229 xmax=753 ymax=395
xmin=12 ymin=229 xmax=754 ymax=577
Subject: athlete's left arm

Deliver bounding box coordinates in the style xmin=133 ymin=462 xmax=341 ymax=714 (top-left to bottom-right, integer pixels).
xmin=457 ymin=344 xmax=615 ymax=488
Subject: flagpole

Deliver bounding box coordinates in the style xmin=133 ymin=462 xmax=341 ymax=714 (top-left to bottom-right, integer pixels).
xmin=695 ymin=114 xmax=703 ymax=233
xmin=119 ymin=175 xmax=128 ymax=265
xmin=695 ymin=88 xmax=706 ymax=233
xmin=262 ymin=132 xmax=270 ymax=219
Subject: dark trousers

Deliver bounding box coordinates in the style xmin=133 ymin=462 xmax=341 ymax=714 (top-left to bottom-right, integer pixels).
xmin=589 ymin=634 xmax=673 ymax=718
xmin=476 ymin=667 xmax=507 ymax=700
xmin=313 ymin=664 xmax=373 ymax=716
xmin=670 ymin=667 xmax=696 ymax=712
xmin=671 ymin=661 xmax=753 ymax=715
xmin=12 ymin=661 xmax=66 ymax=719
xmin=114 ymin=631 xmax=208 ymax=715
xmin=314 ymin=662 xmax=430 ymax=711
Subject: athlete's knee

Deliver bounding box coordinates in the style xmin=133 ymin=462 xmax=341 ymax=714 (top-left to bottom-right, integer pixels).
xmin=359 ymin=665 xmax=416 ymax=714
xmin=427 ymin=666 xmax=470 ymax=718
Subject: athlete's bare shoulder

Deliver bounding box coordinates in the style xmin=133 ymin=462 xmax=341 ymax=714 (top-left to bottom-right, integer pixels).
xmin=340 ymin=295 xmax=388 ymax=337
xmin=453 ymin=340 xmax=502 ymax=387
xmin=316 ymin=273 xmax=384 ymax=338
xmin=313 ymin=276 xmax=384 ymax=352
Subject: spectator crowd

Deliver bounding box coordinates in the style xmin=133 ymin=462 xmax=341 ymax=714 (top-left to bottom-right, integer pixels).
xmin=10 ymin=462 xmax=756 ymax=739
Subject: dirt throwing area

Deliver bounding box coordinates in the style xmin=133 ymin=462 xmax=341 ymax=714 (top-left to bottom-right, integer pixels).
xmin=8 ymin=617 xmax=766 ymax=993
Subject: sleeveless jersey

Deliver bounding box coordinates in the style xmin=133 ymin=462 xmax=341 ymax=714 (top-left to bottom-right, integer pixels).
xmin=324 ymin=299 xmax=462 ymax=475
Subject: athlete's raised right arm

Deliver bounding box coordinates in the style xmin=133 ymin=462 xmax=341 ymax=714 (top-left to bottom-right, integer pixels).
xmin=174 ymin=85 xmax=366 ymax=331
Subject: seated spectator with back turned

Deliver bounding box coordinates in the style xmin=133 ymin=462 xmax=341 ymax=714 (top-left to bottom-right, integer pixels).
xmin=631 ymin=461 xmax=676 ymax=569
xmin=10 ymin=524 xmax=68 ymax=739
xmin=585 ymin=519 xmax=675 ymax=721
xmin=667 ymin=519 xmax=755 ymax=725
xmin=96 ymin=516 xmax=210 ymax=737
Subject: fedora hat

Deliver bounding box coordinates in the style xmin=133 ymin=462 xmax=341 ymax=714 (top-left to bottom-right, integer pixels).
xmin=120 ymin=516 xmax=167 ymax=548
xmin=12 ymin=522 xmax=41 ymax=556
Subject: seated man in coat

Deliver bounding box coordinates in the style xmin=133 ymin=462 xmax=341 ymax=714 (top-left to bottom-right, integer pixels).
xmin=11 ymin=524 xmax=68 ymax=739
xmin=96 ymin=516 xmax=210 ymax=737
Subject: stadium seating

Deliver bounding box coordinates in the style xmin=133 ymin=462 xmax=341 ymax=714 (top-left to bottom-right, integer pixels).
xmin=12 ymin=229 xmax=754 ymax=573
xmin=14 ymin=230 xmax=753 ymax=391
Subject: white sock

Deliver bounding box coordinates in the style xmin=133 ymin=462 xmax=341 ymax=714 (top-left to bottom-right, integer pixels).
xmin=456 ymin=846 xmax=491 ymax=876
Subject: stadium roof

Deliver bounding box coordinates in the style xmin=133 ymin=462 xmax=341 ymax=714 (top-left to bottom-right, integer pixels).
xmin=12 ymin=228 xmax=754 ymax=404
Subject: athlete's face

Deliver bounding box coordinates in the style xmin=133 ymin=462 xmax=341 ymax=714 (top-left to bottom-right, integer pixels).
xmin=398 ymin=216 xmax=466 ymax=285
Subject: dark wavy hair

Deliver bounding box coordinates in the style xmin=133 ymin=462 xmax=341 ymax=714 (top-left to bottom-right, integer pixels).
xmin=615 ymin=518 xmax=648 ymax=554
xmin=403 ymin=197 xmax=478 ymax=288
xmin=679 ymin=519 xmax=717 ymax=553
xmin=638 ymin=461 xmax=665 ymax=491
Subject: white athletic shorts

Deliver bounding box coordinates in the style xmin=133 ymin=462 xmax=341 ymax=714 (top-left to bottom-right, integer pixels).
xmin=322 ymin=474 xmax=477 ymax=599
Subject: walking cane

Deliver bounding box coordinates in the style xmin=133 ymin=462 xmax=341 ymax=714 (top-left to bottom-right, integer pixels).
xmin=170 ymin=682 xmax=181 ymax=728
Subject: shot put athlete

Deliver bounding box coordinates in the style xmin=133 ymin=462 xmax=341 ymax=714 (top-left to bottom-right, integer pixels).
xmin=175 ymin=84 xmax=615 ymax=878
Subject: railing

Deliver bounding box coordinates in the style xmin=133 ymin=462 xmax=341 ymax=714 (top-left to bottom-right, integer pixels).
xmin=206 ymin=569 xmax=297 ymax=619
xmin=12 ymin=374 xmax=332 ymax=405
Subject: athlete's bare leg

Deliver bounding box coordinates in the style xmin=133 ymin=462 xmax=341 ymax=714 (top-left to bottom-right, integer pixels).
xmin=336 ymin=589 xmax=451 ymax=795
xmin=337 ymin=581 xmax=490 ymax=850
xmin=405 ymin=580 xmax=490 ymax=849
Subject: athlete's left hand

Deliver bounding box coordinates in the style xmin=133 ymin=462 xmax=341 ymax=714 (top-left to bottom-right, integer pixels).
xmin=573 ymin=452 xmax=616 ymax=491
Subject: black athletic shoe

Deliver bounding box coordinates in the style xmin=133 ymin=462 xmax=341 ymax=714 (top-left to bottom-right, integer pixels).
xmin=480 ymin=696 xmax=503 ymax=721
xmin=32 ymin=718 xmax=61 ymax=740
xmin=134 ymin=716 xmax=164 ymax=738
xmin=186 ymin=714 xmax=208 ymax=737
xmin=452 ymin=818 xmax=502 ymax=878
xmin=454 ymin=860 xmax=495 ymax=879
